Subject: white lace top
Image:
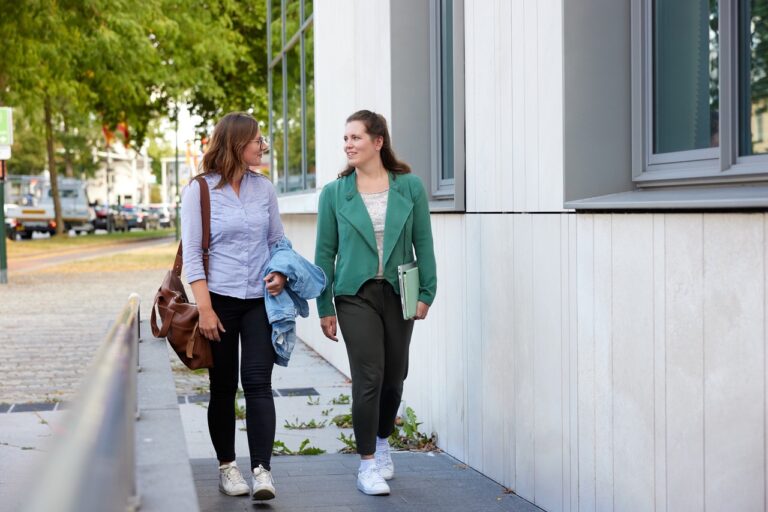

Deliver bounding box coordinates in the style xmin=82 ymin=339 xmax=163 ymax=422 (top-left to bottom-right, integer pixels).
xmin=360 ymin=190 xmax=389 ymax=278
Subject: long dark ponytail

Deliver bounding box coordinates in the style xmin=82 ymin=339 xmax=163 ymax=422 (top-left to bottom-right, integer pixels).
xmin=338 ymin=110 xmax=411 ymax=178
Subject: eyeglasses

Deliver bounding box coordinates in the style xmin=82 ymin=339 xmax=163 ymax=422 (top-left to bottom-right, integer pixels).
xmin=253 ymin=136 xmax=270 ymax=154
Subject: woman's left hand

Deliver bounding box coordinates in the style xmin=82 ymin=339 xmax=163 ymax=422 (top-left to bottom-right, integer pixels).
xmin=414 ymin=301 xmax=430 ymax=320
xmin=264 ymin=272 xmax=287 ymax=296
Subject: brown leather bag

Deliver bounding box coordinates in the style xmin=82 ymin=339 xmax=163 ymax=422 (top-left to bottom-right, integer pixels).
xmin=151 ymin=176 xmax=214 ymax=370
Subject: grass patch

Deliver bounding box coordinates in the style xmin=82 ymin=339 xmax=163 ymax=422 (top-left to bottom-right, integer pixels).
xmin=6 ymin=229 xmax=173 ymax=259
xmin=36 ymin=243 xmax=177 ymax=273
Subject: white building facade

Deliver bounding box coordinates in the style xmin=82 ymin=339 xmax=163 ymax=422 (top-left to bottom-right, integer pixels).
xmin=268 ymin=1 xmax=768 ymax=510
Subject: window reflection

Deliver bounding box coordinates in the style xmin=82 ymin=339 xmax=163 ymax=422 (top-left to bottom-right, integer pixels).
xmin=286 ymin=43 xmax=303 ymax=192
xmin=739 ymin=0 xmax=768 ymax=155
xmin=268 ymin=0 xmax=315 ymax=193
xmin=271 ymin=0 xmax=281 ymax=59
xmin=653 ymin=0 xmax=720 ymax=154
xmin=271 ymin=63 xmax=284 ymax=193
xmin=305 ymin=26 xmax=316 ymax=189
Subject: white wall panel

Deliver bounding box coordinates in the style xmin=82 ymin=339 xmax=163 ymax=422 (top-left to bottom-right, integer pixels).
xmin=536 ymin=0 xmax=564 ymax=211
xmin=464 ymin=0 xmax=499 ymax=211
xmin=652 ymin=214 xmax=667 ymax=512
xmin=703 ymin=215 xmax=765 ymax=511
xmin=593 ymin=215 xmax=614 ymax=511
xmin=513 ymin=213 xmax=536 ymax=501
xmin=533 ymin=214 xmax=565 ymax=512
xmin=665 ymin=215 xmax=704 ymax=512
xmin=465 ymin=0 xmax=564 ymax=213
xmin=480 ymin=216 xmax=513 ymax=484
xmin=314 ymin=0 xmax=355 ymax=188
xmin=611 ymin=216 xmax=654 ymax=512
xmin=576 ymin=215 xmax=596 ymax=512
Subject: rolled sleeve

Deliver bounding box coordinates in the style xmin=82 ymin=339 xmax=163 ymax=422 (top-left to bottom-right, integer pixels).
xmin=181 ymin=180 xmax=206 ymax=283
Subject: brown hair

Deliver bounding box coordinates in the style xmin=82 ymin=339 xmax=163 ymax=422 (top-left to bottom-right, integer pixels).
xmin=338 ymin=110 xmax=411 ymax=178
xmin=201 ymin=112 xmax=260 ymax=189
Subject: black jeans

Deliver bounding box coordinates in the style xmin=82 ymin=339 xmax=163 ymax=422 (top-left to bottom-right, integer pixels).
xmin=335 ymin=280 xmax=415 ymax=455
xmin=208 ymin=292 xmax=276 ymax=471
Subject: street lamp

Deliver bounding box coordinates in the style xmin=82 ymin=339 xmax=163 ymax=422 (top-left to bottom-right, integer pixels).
xmin=174 ymin=103 xmax=180 ymax=242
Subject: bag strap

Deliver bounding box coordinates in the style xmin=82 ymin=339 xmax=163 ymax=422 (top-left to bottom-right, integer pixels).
xmin=172 ymin=175 xmax=211 ymax=278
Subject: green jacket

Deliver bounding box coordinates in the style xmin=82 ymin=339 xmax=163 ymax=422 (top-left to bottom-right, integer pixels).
xmin=314 ymin=171 xmax=437 ymax=317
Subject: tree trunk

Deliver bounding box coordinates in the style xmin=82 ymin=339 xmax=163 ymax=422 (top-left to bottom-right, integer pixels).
xmin=63 ymin=116 xmax=74 ymax=177
xmin=44 ymin=94 xmax=64 ymax=236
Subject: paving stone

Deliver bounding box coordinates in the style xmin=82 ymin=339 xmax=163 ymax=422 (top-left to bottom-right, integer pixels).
xmin=10 ymin=402 xmax=56 ymax=413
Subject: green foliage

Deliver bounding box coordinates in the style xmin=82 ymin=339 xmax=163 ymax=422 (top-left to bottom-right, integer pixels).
xmin=306 ymin=396 xmax=320 ymax=405
xmin=329 ymin=393 xmax=350 ymax=405
xmin=273 ymin=439 xmax=326 ymax=456
xmin=0 ymin=0 xmax=270 ymax=229
xmin=283 ymin=417 xmax=327 ymax=430
xmin=234 ymin=399 xmax=246 ymax=421
xmin=321 ymin=408 xmax=333 ymax=417
xmin=331 ymin=413 xmax=353 ymax=429
xmin=388 ymin=407 xmax=438 ymax=452
xmin=337 ymin=432 xmax=357 ymax=454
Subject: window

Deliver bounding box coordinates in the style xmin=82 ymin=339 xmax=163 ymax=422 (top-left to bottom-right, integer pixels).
xmin=562 ymin=0 xmax=768 ymax=208
xmin=391 ymin=0 xmax=465 ymax=211
xmin=268 ymin=0 xmax=315 ymax=194
xmin=637 ymin=0 xmax=768 ymax=184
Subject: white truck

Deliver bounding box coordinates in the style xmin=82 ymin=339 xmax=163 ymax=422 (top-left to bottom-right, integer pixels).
xmin=4 ymin=175 xmax=95 ymax=240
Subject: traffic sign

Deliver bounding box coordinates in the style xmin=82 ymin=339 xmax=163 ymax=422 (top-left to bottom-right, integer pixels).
xmin=0 ymin=108 xmax=12 ymax=146
xmin=0 ymin=145 xmax=10 ymax=161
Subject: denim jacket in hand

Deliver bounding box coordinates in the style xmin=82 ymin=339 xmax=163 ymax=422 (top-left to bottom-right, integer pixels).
xmin=264 ymin=237 xmax=327 ymax=366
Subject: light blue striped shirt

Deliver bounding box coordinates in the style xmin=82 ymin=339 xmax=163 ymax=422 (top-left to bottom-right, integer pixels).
xmin=181 ymin=171 xmax=284 ymax=299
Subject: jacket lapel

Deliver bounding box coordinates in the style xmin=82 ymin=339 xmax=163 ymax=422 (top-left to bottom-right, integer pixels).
xmin=382 ymin=174 xmax=413 ymax=266
xmin=338 ymin=173 xmax=378 ymax=255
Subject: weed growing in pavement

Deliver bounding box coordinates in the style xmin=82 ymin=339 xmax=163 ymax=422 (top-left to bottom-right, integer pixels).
xmin=306 ymin=396 xmax=320 ymax=405
xmin=388 ymin=407 xmax=438 ymax=451
xmin=337 ymin=432 xmax=357 ymax=454
xmin=273 ymin=439 xmax=326 ymax=456
xmin=283 ymin=417 xmax=328 ymax=429
xmin=321 ymin=408 xmax=333 ymax=416
xmin=331 ymin=413 xmax=353 ymax=428
xmin=234 ymin=400 xmax=246 ymax=421
xmin=329 ymin=393 xmax=350 ymax=405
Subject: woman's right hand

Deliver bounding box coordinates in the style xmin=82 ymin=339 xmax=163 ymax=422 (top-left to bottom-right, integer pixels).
xmin=198 ymin=307 xmax=226 ymax=341
xmin=320 ymin=316 xmax=338 ymax=341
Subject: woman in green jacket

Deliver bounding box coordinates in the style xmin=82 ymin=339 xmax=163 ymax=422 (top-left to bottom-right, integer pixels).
xmin=315 ymin=110 xmax=437 ymax=496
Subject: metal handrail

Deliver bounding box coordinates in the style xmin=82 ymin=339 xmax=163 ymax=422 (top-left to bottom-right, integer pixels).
xmin=23 ymin=293 xmax=141 ymax=512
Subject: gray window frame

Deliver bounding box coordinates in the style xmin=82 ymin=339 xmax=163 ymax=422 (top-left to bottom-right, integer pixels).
xmin=391 ymin=0 xmax=465 ymax=212
xmin=267 ymin=0 xmax=315 ymax=195
xmin=632 ymin=0 xmax=768 ymax=187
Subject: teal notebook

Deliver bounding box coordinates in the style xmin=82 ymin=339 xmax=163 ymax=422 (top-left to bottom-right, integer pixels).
xmin=397 ymin=261 xmax=420 ymax=320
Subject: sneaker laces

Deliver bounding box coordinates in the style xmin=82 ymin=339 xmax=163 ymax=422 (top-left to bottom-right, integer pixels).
xmin=222 ymin=465 xmax=247 ymax=486
xmin=253 ymin=465 xmax=273 ymax=485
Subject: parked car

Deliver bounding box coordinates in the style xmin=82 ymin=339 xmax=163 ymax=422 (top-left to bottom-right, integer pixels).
xmin=112 ymin=205 xmax=138 ymax=232
xmin=136 ymin=205 xmax=160 ymax=230
xmin=92 ymin=204 xmax=118 ymax=231
xmin=147 ymin=204 xmax=172 ymax=228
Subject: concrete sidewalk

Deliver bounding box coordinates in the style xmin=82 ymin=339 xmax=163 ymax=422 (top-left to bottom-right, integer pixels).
xmin=192 ymin=452 xmax=541 ymax=512
xmin=177 ymin=340 xmax=542 ymax=512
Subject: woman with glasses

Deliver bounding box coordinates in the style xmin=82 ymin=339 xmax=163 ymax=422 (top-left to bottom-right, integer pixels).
xmin=181 ymin=112 xmax=283 ymax=502
xmin=315 ymin=110 xmax=437 ymax=496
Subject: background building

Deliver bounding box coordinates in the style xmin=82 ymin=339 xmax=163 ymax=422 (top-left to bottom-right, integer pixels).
xmin=269 ymin=1 xmax=768 ymax=510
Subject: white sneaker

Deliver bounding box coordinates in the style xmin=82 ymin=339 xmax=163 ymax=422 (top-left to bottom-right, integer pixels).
xmin=251 ymin=464 xmax=276 ymax=501
xmin=218 ymin=461 xmax=250 ymax=496
xmin=357 ymin=465 xmax=390 ymax=495
xmin=375 ymin=447 xmax=394 ymax=480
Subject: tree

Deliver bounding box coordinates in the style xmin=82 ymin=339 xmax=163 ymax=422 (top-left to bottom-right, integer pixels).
xmin=0 ymin=0 xmax=273 ymax=233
